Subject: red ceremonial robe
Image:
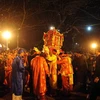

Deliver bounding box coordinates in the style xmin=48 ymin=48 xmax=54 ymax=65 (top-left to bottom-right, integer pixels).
xmin=31 ymin=55 xmax=49 ymax=97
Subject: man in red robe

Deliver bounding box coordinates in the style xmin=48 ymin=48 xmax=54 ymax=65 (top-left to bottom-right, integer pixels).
xmin=57 ymin=53 xmax=74 ymax=95
xmin=31 ymin=52 xmax=49 ymax=100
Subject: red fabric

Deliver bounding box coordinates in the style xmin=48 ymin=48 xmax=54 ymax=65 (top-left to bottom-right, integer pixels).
xmin=62 ymin=76 xmax=69 ymax=91
xmin=31 ymin=55 xmax=49 ymax=96
xmin=57 ymin=57 xmax=72 ymax=75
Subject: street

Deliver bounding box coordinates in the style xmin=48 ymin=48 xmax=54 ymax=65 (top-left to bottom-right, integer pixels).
xmin=0 ymin=92 xmax=86 ymax=100
xmin=0 ymin=85 xmax=100 ymax=100
xmin=2 ymin=92 xmax=100 ymax=100
xmin=0 ymin=86 xmax=87 ymax=100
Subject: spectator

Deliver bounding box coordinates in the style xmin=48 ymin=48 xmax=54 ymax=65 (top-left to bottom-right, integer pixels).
xmin=72 ymin=52 xmax=88 ymax=92
xmin=87 ymin=50 xmax=100 ymax=100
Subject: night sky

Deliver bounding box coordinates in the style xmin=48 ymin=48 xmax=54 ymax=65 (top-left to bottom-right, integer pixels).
xmin=0 ymin=0 xmax=100 ymax=51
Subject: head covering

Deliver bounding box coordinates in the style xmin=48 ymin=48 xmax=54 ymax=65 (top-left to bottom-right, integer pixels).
xmin=33 ymin=47 xmax=41 ymax=54
xmin=18 ymin=48 xmax=25 ymax=54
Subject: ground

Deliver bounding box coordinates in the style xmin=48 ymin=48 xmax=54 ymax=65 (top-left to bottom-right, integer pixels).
xmin=0 ymin=85 xmax=100 ymax=100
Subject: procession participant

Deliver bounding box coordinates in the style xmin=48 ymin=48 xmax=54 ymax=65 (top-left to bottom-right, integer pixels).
xmin=11 ymin=48 xmax=25 ymax=100
xmin=66 ymin=53 xmax=74 ymax=91
xmin=46 ymin=48 xmax=57 ymax=96
xmin=28 ymin=47 xmax=42 ymax=95
xmin=57 ymin=53 xmax=74 ymax=95
xmin=31 ymin=51 xmax=50 ymax=100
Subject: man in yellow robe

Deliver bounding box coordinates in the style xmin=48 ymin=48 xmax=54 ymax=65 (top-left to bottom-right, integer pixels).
xmin=46 ymin=49 xmax=57 ymax=96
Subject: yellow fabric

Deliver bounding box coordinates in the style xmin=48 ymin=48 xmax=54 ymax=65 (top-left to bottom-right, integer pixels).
xmin=46 ymin=54 xmax=57 ymax=62
xmin=46 ymin=54 xmax=57 ymax=89
xmin=50 ymin=75 xmax=57 ymax=89
xmin=68 ymin=74 xmax=74 ymax=85
xmin=46 ymin=54 xmax=57 ymax=74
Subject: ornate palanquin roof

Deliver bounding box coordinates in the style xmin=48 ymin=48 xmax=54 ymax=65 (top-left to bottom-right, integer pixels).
xmin=43 ymin=29 xmax=64 ymax=51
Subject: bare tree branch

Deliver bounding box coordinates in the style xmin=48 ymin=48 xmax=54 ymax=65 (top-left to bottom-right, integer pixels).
xmin=19 ymin=0 xmax=26 ymax=29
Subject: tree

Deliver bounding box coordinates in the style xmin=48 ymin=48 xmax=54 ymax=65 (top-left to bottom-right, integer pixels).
xmin=0 ymin=0 xmax=99 ymax=50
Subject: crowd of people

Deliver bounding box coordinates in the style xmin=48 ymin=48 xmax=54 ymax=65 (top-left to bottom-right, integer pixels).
xmin=0 ymin=47 xmax=100 ymax=100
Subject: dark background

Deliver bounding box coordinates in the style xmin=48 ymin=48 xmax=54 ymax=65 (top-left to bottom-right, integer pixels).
xmin=0 ymin=0 xmax=100 ymax=51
